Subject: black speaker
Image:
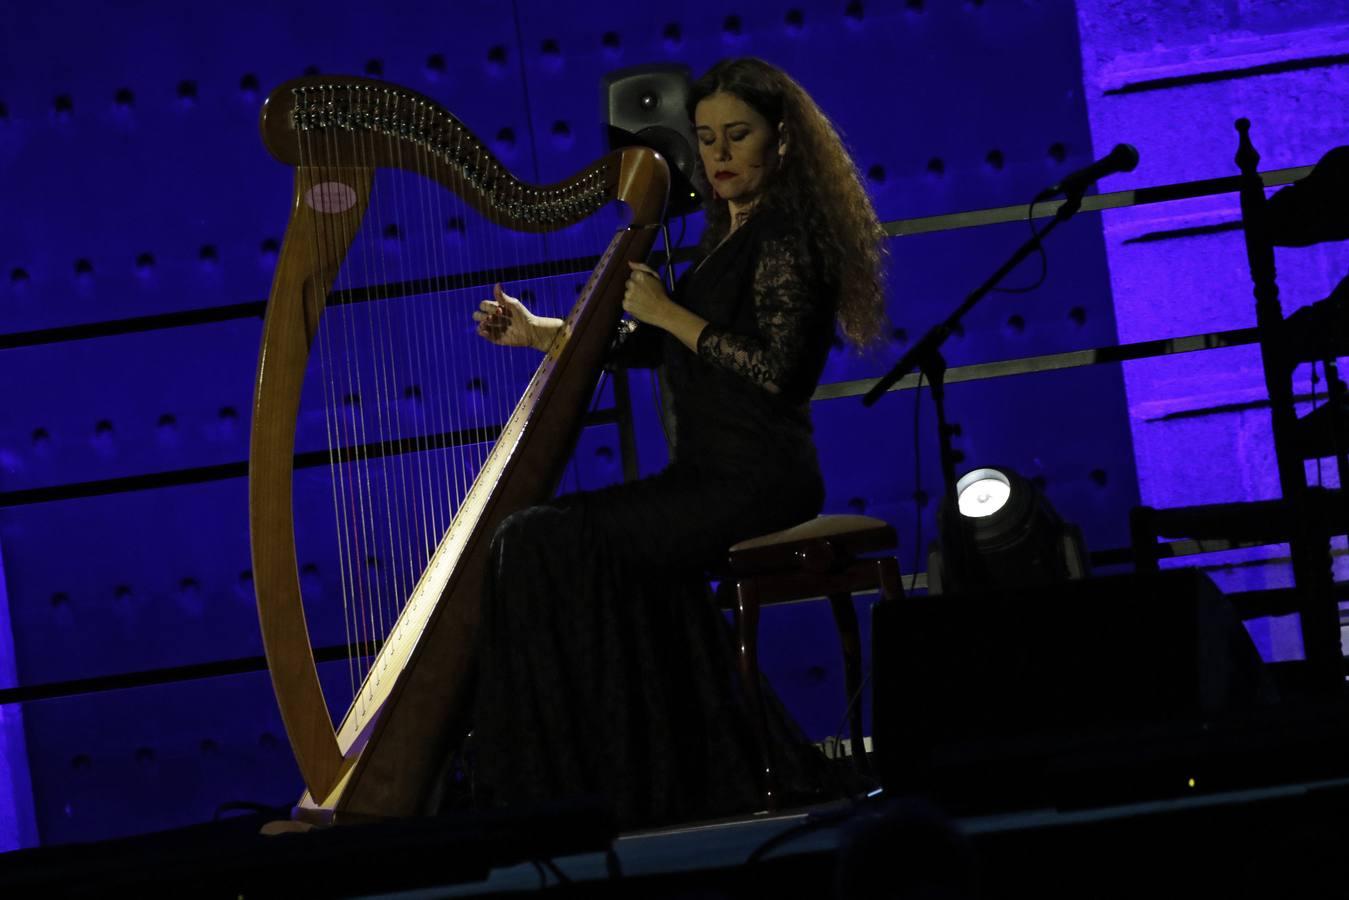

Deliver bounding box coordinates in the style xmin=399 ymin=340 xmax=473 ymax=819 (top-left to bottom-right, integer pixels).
xmin=601 ymin=64 xmax=703 ymax=217
xmin=872 ymin=570 xmax=1277 ymax=812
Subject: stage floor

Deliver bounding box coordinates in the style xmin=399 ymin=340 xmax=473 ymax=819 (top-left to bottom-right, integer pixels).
xmin=389 ymin=775 xmax=1349 ymax=898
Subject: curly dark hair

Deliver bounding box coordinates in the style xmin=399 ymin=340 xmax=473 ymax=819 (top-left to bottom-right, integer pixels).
xmin=687 ymin=58 xmax=889 ymax=349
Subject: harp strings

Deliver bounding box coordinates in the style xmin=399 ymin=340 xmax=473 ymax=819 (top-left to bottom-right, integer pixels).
xmin=301 ymin=88 xmax=360 ymax=710
xmin=296 ymin=83 xmax=618 ymax=727
xmin=348 ymin=91 xmax=386 ymax=713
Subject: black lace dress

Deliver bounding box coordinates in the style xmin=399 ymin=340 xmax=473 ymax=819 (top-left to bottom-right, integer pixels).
xmin=469 ymin=212 xmax=841 ymax=828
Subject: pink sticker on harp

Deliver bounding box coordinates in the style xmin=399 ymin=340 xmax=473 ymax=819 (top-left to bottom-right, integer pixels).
xmin=305 ymin=182 xmax=358 ymax=213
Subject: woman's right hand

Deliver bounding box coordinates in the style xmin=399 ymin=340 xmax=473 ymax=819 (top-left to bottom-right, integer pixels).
xmin=475 ymin=283 xmax=547 ymax=349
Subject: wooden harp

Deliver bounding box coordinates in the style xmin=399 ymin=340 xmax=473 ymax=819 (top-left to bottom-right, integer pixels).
xmin=249 ymin=76 xmax=669 ymax=823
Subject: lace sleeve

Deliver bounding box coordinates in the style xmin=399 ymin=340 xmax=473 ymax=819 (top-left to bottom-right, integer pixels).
xmin=696 ymin=235 xmax=823 ymax=395
xmin=604 ymin=319 xmax=663 ymax=370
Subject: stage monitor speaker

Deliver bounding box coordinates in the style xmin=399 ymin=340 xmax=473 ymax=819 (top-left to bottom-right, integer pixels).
xmin=601 ymin=64 xmax=702 ymax=217
xmin=872 ymin=569 xmax=1277 ymax=812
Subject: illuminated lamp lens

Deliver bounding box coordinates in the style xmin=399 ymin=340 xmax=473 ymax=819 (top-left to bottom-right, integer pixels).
xmin=956 ymin=468 xmax=1012 ymax=519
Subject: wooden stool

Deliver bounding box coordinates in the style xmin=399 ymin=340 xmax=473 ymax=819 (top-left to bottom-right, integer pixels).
xmin=713 ymin=514 xmax=903 ymax=809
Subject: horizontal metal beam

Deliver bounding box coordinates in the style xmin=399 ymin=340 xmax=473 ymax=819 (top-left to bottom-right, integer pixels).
xmin=0 ymin=640 xmax=375 ymax=706
xmin=885 ymin=165 xmax=1311 ymax=237
xmin=811 ymin=326 xmax=1260 ymax=401
xmin=0 ymin=166 xmax=1310 ymax=350
xmin=0 ymin=408 xmax=620 ymax=507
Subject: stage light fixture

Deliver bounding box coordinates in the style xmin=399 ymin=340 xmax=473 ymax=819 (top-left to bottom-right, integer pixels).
xmin=929 ymin=465 xmax=1088 ymax=594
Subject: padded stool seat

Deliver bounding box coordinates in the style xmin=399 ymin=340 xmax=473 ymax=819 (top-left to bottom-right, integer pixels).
xmin=712 ymin=514 xmax=903 ymax=809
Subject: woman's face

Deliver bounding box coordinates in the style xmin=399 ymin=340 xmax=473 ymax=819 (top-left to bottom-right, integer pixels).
xmin=693 ymin=91 xmax=778 ymax=208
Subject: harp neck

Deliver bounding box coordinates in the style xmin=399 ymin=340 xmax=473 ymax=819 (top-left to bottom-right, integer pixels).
xmin=260 ymin=75 xmax=669 ymax=231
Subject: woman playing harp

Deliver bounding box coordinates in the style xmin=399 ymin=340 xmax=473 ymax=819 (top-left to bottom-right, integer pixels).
xmin=250 ymin=72 xmax=675 ymax=823
xmin=470 ymin=57 xmax=889 ymax=827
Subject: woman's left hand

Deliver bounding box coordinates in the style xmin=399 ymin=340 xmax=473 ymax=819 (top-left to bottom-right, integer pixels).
xmin=623 ymin=262 xmax=675 ymax=329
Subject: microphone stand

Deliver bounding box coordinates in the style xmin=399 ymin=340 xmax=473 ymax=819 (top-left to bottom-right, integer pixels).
xmin=862 ymin=189 xmax=1087 ymax=584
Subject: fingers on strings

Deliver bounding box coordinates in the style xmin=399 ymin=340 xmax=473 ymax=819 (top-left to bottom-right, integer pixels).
xmin=475 ymin=299 xmax=512 ymax=338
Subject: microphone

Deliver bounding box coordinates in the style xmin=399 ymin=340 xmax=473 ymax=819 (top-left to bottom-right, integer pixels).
xmin=1035 ymin=144 xmax=1139 ymax=201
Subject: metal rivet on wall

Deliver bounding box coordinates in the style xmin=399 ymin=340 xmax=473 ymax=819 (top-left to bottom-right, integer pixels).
xmin=601 ymin=31 xmax=621 ymax=54
xmin=1048 ymin=142 xmax=1067 ymax=164
xmin=260 ymin=237 xmax=279 ymax=265
xmin=784 ymin=9 xmax=806 ymax=34
xmin=178 ymin=577 xmax=204 ymax=616
xmin=239 ymin=73 xmax=260 ymax=99
xmin=722 ymin=14 xmax=743 ymax=40
xmin=487 ymin=45 xmax=508 ymax=74
xmin=845 ymin=1 xmax=865 ymax=24
xmin=1090 ymin=468 xmax=1108 ymax=487
xmin=114 ymin=87 xmax=134 ymax=110
xmin=198 ymin=244 xmax=219 ymax=270
xmin=425 ymin=53 xmax=447 ymax=81
xmin=236 ymin=569 xmax=254 ymax=603
xmin=31 ymin=427 xmax=50 ymax=447
xmin=867 ymin=164 xmax=886 ymax=184
xmin=53 ymin=94 xmax=74 ymax=121
xmin=74 ymin=258 xmax=94 ymax=281
xmin=1006 ymin=313 xmax=1025 ymax=334
xmin=985 ymin=149 xmax=1005 ymax=171
xmin=663 ymin=23 xmax=683 ymax=50
xmin=926 ymin=157 xmax=945 ymax=176
xmin=135 ymin=252 xmax=155 ymax=277
xmin=300 ymin=563 xmax=321 ymax=596
xmin=10 ymin=267 xmax=29 ymax=288
xmin=176 ymin=80 xmax=198 ymax=107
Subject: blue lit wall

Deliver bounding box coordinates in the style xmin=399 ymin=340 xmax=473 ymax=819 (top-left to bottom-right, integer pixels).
xmin=1076 ymin=1 xmax=1349 ymax=658
xmin=10 ymin=0 xmax=1315 ymax=847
